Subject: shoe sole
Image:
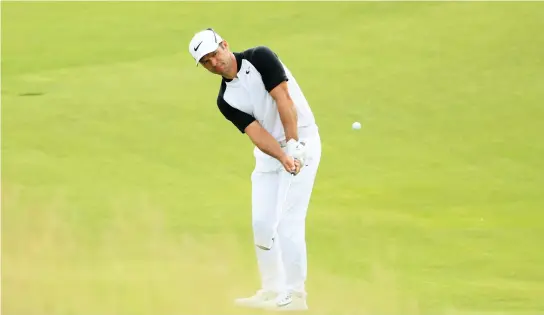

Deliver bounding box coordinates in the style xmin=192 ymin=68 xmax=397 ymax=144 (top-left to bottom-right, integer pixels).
xmin=234 ymin=300 xmax=276 ymax=309
xmin=264 ymin=301 xmax=308 ymax=312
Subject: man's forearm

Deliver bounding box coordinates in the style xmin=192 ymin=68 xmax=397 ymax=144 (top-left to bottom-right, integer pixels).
xmin=246 ymin=122 xmax=288 ymax=162
xmin=277 ymin=98 xmax=298 ymax=141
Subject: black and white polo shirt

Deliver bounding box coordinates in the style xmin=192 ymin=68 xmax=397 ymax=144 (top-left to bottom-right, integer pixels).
xmin=217 ymin=46 xmax=316 ymax=142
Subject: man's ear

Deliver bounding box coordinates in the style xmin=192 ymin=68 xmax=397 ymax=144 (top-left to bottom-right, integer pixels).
xmin=221 ymin=40 xmax=229 ymax=51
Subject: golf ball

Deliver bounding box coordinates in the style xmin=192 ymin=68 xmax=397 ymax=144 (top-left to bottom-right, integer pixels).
xmin=352 ymin=121 xmax=361 ymax=130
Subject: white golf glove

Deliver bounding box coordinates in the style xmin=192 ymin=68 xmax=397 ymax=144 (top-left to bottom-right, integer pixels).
xmin=285 ymin=139 xmax=307 ymax=171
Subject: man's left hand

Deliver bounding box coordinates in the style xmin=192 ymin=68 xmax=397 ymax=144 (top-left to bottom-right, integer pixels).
xmin=285 ymin=139 xmax=306 ymax=175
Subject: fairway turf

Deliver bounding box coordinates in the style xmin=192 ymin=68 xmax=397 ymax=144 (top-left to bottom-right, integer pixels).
xmin=2 ymin=2 xmax=544 ymax=315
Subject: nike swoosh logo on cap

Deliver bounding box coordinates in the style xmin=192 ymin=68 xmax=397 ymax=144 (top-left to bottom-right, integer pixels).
xmin=193 ymin=41 xmax=203 ymax=51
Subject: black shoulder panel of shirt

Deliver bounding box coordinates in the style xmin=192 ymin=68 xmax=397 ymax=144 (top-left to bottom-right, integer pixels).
xmin=239 ymin=46 xmax=289 ymax=92
xmin=216 ymin=46 xmax=288 ymax=134
xmin=217 ymin=80 xmax=256 ymax=134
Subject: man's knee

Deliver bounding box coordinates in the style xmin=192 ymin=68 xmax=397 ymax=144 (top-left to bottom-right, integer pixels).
xmin=253 ymin=219 xmax=276 ymax=250
xmin=278 ymin=218 xmax=306 ymax=241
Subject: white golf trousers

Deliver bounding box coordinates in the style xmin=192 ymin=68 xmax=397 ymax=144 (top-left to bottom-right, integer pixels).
xmin=251 ymin=131 xmax=321 ymax=295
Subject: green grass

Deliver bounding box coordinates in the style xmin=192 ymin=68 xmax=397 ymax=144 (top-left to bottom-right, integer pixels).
xmin=2 ymin=2 xmax=544 ymax=315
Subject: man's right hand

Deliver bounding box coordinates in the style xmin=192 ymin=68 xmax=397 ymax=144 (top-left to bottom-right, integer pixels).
xmin=281 ymin=155 xmax=302 ymax=175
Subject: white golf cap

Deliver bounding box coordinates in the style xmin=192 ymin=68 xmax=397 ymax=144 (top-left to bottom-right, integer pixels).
xmin=189 ymin=28 xmax=224 ymax=65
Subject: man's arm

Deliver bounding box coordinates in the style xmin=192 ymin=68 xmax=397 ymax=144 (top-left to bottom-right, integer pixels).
xmin=246 ymin=46 xmax=298 ymax=142
xmin=217 ymin=84 xmax=297 ymax=173
xmin=244 ymin=121 xmax=296 ymax=173
xmin=270 ymin=81 xmax=298 ymax=142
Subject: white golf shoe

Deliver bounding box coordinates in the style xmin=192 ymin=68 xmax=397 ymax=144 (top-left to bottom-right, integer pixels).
xmin=234 ymin=289 xmax=279 ymax=309
xmin=264 ymin=291 xmax=308 ymax=311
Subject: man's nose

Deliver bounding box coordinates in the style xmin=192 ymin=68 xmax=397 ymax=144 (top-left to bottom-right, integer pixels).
xmin=210 ymin=58 xmax=218 ymax=67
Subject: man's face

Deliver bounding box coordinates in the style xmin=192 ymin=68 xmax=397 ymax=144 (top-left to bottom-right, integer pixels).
xmin=199 ymin=41 xmax=232 ymax=76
